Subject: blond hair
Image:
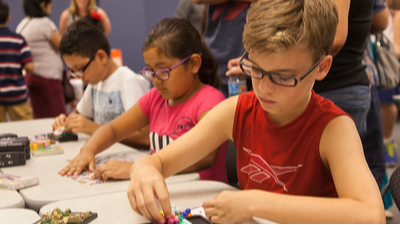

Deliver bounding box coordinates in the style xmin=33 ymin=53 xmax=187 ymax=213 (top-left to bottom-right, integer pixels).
xmin=69 ymin=0 xmax=97 ymax=16
xmin=243 ymin=0 xmax=338 ymax=61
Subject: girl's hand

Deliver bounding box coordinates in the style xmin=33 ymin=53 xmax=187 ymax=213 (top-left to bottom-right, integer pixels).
xmin=53 ymin=114 xmax=67 ymax=130
xmin=58 ymin=148 xmax=96 ymax=176
xmin=127 ymin=161 xmax=172 ymax=224
xmin=203 ymin=190 xmax=252 ymax=224
xmin=92 ymin=159 xmax=133 ymax=181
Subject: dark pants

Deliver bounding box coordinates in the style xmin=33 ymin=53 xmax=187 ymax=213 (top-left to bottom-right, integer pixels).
xmin=318 ymin=85 xmax=385 ymax=186
xmin=361 ymin=85 xmax=386 ymax=186
xmin=25 ymin=72 xmax=66 ymax=119
xmin=318 ymin=85 xmax=371 ymax=136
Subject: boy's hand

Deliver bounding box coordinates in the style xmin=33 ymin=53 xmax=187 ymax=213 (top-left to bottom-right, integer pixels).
xmin=127 ymin=162 xmax=172 ymax=224
xmin=203 ymin=190 xmax=251 ymax=224
xmin=53 ymin=114 xmax=67 ymax=130
xmin=58 ymin=149 xmax=96 ymax=176
xmin=65 ymin=114 xmax=96 ymax=134
xmin=92 ymin=159 xmax=133 ymax=181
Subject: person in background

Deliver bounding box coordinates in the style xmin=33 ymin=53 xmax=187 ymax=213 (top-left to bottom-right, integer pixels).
xmin=16 ymin=0 xmax=66 ymax=119
xmin=59 ymin=0 xmax=111 ymax=35
xmin=175 ymin=0 xmax=206 ymax=35
xmin=379 ymin=0 xmax=400 ymax=166
xmin=313 ymin=0 xmax=371 ymax=136
xmin=227 ymin=0 xmax=348 ymax=74
xmin=194 ymin=0 xmax=255 ymax=98
xmin=363 ymin=0 xmax=394 ymax=219
xmin=0 ymin=1 xmax=34 ymax=122
xmin=58 ymin=18 xmax=228 ymax=184
xmin=127 ymin=0 xmax=385 ymax=223
xmin=53 ymin=20 xmax=150 ymax=149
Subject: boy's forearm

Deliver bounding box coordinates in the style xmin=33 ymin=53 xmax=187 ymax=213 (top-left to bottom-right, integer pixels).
xmin=179 ymin=147 xmax=219 ymax=173
xmin=130 ymin=154 xmax=163 ymax=177
xmin=245 ymin=190 xmax=385 ymax=224
xmin=84 ymin=122 xmax=101 ymax=136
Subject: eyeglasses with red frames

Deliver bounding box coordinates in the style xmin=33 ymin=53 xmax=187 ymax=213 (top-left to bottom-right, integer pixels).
xmin=140 ymin=53 xmax=202 ymax=81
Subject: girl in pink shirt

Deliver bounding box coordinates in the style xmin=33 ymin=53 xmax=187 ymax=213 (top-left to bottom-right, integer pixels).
xmin=59 ymin=18 xmax=228 ymax=183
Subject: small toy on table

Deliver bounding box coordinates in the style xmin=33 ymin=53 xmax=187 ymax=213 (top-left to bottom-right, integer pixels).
xmin=30 ymin=138 xmax=64 ymax=157
xmin=160 ymin=206 xmax=210 ymax=224
xmin=36 ymin=208 xmax=97 ymax=224
xmin=47 ymin=126 xmax=78 ymax=142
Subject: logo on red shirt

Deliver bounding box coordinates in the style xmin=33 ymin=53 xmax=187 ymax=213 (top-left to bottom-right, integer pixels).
xmin=241 ymin=147 xmax=303 ymax=192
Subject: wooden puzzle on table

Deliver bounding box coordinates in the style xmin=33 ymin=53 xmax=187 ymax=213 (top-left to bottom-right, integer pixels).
xmin=0 ymin=173 xmax=39 ymax=190
xmin=69 ymin=153 xmax=137 ymax=185
xmin=36 ymin=208 xmax=97 ymax=224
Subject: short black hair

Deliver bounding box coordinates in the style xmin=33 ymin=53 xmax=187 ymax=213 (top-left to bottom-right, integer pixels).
xmin=23 ymin=0 xmax=51 ymax=18
xmin=0 ymin=1 xmax=9 ymax=25
xmin=59 ymin=19 xmax=110 ymax=58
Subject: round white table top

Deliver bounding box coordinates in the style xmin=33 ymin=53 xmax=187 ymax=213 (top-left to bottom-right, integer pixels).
xmin=0 ymin=208 xmax=40 ymax=224
xmin=0 ymin=119 xmax=199 ymax=212
xmin=0 ymin=189 xmax=24 ymax=209
xmin=40 ymin=180 xmax=274 ymax=224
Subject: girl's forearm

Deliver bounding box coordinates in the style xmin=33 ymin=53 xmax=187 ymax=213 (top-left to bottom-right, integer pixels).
xmin=81 ymin=123 xmax=117 ymax=156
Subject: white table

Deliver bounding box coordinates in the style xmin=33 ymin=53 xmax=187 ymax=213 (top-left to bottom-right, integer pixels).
xmin=40 ymin=180 xmax=274 ymax=224
xmin=0 ymin=189 xmax=24 ymax=209
xmin=0 ymin=208 xmax=40 ymax=224
xmin=0 ymin=119 xmax=199 ymax=212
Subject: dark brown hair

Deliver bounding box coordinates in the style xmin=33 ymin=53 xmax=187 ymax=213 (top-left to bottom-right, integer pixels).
xmin=143 ymin=18 xmax=220 ymax=88
xmin=0 ymin=1 xmax=9 ymax=24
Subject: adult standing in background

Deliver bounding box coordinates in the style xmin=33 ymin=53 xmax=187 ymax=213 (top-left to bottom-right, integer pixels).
xmin=59 ymin=0 xmax=111 ymax=36
xmin=175 ymin=0 xmax=206 ymax=35
xmin=362 ymin=1 xmax=392 ymax=218
xmin=194 ymin=0 xmax=253 ymax=98
xmin=379 ymin=2 xmax=400 ymax=166
xmin=313 ymin=0 xmax=372 ymax=138
xmin=16 ymin=0 xmax=66 ymax=118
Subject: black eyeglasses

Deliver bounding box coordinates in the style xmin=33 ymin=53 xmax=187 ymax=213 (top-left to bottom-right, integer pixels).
xmin=239 ymin=51 xmax=324 ymax=87
xmin=140 ymin=53 xmax=202 ymax=81
xmin=69 ymin=53 xmax=96 ymax=78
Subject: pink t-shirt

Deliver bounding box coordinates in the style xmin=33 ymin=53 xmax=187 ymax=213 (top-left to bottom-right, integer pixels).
xmin=138 ymin=85 xmax=228 ymax=183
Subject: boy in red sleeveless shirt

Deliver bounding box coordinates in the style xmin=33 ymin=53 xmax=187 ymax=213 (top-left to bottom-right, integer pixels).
xmin=127 ymin=0 xmax=385 ymax=223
